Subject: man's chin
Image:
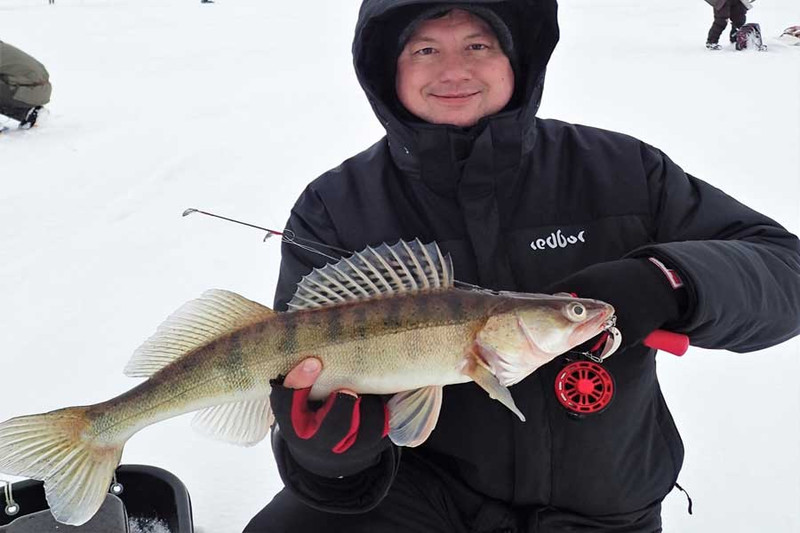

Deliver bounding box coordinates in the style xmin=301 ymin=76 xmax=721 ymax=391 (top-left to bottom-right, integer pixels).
xmin=428 ymin=111 xmax=482 ymax=127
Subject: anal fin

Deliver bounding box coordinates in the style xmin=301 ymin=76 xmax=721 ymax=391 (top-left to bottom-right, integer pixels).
xmin=191 ymin=397 xmax=273 ymax=446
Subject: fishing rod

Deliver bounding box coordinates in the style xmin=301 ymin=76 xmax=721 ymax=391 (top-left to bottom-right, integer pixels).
xmin=183 ymin=207 xmax=689 ymax=417
xmin=182 ymin=208 xmax=351 ymax=262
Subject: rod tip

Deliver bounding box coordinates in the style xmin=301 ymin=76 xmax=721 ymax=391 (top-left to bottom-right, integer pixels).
xmin=182 ymin=208 xmax=198 ymax=217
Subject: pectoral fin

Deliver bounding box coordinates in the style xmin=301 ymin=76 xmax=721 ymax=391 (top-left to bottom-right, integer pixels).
xmin=464 ymin=360 xmax=526 ymax=422
xmin=387 ymin=386 xmax=443 ymax=447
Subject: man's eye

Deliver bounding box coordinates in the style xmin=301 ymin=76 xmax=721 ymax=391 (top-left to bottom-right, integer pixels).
xmin=413 ymin=47 xmax=436 ymax=56
xmin=467 ymin=43 xmax=490 ymax=51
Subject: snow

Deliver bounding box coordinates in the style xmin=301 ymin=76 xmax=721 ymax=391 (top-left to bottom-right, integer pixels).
xmin=129 ymin=517 xmax=172 ymax=533
xmin=0 ymin=0 xmax=798 ymax=531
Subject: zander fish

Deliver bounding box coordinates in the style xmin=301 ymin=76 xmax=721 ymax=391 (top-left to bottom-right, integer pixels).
xmin=0 ymin=240 xmax=615 ymax=525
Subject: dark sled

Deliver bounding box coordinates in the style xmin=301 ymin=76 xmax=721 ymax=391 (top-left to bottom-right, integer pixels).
xmin=0 ymin=464 xmax=193 ymax=533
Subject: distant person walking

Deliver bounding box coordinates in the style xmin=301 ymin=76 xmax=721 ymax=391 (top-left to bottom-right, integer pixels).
xmin=705 ymin=0 xmax=752 ymax=49
xmin=0 ymin=40 xmax=51 ymax=129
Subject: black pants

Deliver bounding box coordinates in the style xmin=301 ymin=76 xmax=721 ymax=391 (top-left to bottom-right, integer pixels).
xmin=707 ymin=0 xmax=747 ymax=44
xmin=243 ymin=455 xmax=663 ymax=533
xmin=0 ymin=80 xmax=31 ymax=122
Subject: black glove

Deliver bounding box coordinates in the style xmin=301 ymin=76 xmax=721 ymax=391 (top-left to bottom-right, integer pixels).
xmin=545 ymin=258 xmax=687 ymax=352
xmin=270 ymin=381 xmax=391 ymax=478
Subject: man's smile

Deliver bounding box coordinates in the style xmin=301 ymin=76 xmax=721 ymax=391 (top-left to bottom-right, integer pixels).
xmin=430 ymin=91 xmax=480 ymax=103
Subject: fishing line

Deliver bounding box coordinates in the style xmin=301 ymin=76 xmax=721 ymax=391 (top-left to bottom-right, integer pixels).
xmin=182 ymin=208 xmax=347 ymax=261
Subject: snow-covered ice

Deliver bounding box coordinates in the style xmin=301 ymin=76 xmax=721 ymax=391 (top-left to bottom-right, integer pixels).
xmin=0 ymin=0 xmax=798 ymax=531
xmin=129 ymin=517 xmax=172 ymax=533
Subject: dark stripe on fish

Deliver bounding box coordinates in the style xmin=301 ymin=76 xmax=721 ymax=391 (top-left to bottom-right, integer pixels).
xmin=412 ymin=290 xmax=431 ymax=321
xmin=350 ymin=304 xmax=369 ymax=370
xmin=383 ymin=296 xmax=403 ymax=329
xmin=221 ymin=331 xmax=254 ymax=390
xmin=352 ymin=305 xmax=368 ymax=340
xmin=444 ymin=292 xmax=467 ymax=322
xmin=278 ymin=313 xmax=298 ymax=354
xmin=326 ymin=304 xmax=343 ymax=342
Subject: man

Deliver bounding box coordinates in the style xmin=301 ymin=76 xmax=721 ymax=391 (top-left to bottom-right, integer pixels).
xmin=244 ymin=1 xmax=800 ymax=531
xmin=0 ymin=40 xmax=51 ymax=129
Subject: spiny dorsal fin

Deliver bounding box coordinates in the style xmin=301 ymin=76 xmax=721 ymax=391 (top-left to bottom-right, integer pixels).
xmin=287 ymin=239 xmax=453 ymax=311
xmin=124 ymin=289 xmax=274 ymax=378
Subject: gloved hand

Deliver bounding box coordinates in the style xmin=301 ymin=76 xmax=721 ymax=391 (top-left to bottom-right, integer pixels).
xmin=270 ymin=358 xmax=391 ymax=478
xmin=545 ymin=258 xmax=687 ymax=353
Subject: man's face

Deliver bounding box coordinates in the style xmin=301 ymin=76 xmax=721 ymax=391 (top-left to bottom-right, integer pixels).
xmin=396 ymin=9 xmax=514 ymax=127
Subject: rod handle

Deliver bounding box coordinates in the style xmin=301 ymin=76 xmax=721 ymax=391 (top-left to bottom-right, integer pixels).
xmin=643 ymin=330 xmax=689 ymax=356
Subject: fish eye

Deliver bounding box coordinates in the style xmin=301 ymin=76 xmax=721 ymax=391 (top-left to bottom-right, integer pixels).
xmin=565 ymin=302 xmax=587 ymax=322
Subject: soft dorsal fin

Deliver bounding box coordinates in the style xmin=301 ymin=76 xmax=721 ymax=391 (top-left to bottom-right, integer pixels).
xmin=124 ymin=289 xmax=274 ymax=378
xmin=287 ymin=239 xmax=453 ymax=311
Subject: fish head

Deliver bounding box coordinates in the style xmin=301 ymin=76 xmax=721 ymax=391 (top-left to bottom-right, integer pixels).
xmin=475 ymin=294 xmax=615 ymax=387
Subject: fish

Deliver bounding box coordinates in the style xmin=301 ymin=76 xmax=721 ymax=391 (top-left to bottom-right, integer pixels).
xmin=0 ymin=239 xmax=615 ymax=525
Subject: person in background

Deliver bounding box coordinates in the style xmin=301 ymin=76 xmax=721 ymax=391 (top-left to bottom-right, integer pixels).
xmin=244 ymin=1 xmax=800 ymax=531
xmin=705 ymin=0 xmax=752 ymax=50
xmin=0 ymin=39 xmax=51 ymax=129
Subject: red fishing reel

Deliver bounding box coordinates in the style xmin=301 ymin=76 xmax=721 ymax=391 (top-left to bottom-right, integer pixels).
xmin=555 ymin=360 xmax=615 ymax=415
xmin=555 ymin=330 xmax=689 ymax=417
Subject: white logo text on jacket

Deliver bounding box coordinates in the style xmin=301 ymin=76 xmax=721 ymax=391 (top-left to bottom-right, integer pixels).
xmin=530 ymin=229 xmax=586 ymax=251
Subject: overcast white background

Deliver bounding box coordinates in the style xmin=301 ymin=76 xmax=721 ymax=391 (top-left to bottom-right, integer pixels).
xmin=1 ymin=0 xmax=798 ymax=531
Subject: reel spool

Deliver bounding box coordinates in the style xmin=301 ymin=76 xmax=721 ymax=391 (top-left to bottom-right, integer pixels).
xmin=554 ymin=360 xmax=614 ymax=416
xmin=553 ymin=329 xmax=689 ymax=417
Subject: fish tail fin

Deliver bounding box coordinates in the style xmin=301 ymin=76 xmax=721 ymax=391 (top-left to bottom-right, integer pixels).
xmin=0 ymin=407 xmax=123 ymax=526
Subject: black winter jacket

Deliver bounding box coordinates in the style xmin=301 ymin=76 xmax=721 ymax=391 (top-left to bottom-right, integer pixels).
xmin=270 ymin=0 xmax=800 ymax=522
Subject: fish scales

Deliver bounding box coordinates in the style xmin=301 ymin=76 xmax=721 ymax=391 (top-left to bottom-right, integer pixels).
xmin=304 ymin=290 xmax=495 ymax=397
xmin=84 ymin=289 xmax=489 ymax=442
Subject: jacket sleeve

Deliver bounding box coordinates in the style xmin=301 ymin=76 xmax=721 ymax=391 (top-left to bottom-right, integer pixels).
xmin=271 ymin=185 xmax=401 ymax=512
xmin=630 ymin=143 xmax=800 ymax=352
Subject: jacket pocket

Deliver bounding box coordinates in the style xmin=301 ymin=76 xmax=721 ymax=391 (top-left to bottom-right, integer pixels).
xmin=654 ymin=384 xmax=685 ymax=486
xmin=546 ymin=351 xmax=682 ymax=515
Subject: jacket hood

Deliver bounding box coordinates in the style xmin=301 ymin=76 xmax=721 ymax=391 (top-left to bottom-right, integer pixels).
xmin=352 ymin=0 xmax=559 ymax=166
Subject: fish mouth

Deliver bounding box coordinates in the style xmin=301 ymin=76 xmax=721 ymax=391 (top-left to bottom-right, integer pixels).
xmin=569 ymin=305 xmax=616 ymax=347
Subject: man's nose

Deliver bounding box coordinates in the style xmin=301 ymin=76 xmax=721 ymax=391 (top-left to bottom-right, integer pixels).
xmin=437 ymin=52 xmax=472 ymax=83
